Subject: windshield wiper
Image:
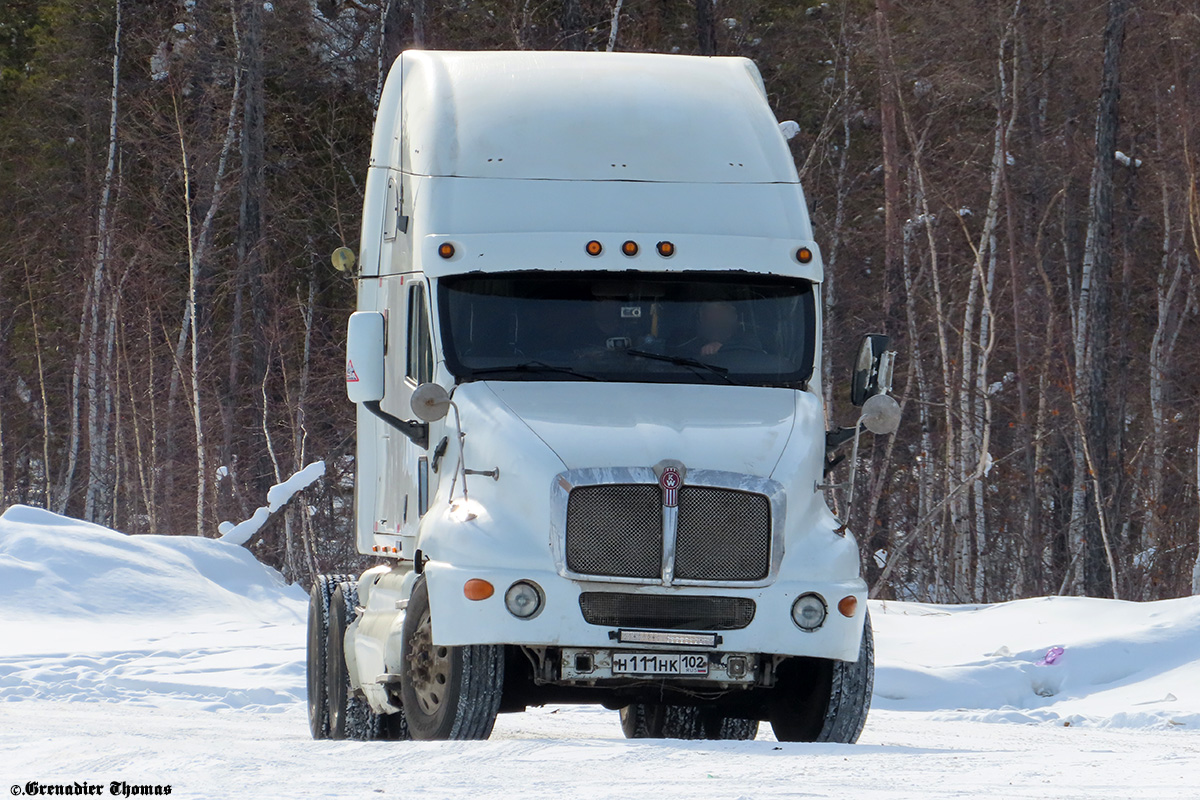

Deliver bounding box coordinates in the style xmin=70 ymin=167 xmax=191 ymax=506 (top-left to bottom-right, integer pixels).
xmin=625 ymin=349 xmax=735 ymax=384
xmin=465 ymin=361 xmax=602 ymax=382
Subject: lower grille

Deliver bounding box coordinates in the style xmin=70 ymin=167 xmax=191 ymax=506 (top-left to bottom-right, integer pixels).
xmin=578 ymin=592 xmax=757 ymax=631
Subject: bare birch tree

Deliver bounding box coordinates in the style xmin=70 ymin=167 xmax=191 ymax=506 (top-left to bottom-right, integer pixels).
xmin=81 ymin=0 xmax=124 ymax=524
xmin=606 ymin=0 xmax=625 ymax=52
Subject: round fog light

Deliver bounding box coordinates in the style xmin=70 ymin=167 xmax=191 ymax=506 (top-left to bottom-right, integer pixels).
xmin=504 ymin=581 xmax=543 ymax=619
xmin=791 ymin=593 xmax=827 ymax=632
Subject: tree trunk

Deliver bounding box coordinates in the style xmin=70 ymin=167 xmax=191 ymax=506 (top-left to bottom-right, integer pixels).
xmin=696 ymin=0 xmax=715 ymax=55
xmin=0 ymin=274 xmax=6 ymax=507
xmin=823 ymin=46 xmax=853 ymax=419
xmin=562 ymin=0 xmax=585 ymax=50
xmin=83 ymin=0 xmax=123 ymax=524
xmin=236 ymin=0 xmax=270 ymax=503
xmin=606 ymin=0 xmax=624 ymax=52
xmin=1195 ymin=417 xmax=1200 ymax=594
xmin=1069 ymin=0 xmax=1130 ymax=596
xmin=412 ymin=0 xmax=426 ymax=48
xmin=1001 ymin=23 xmax=1038 ymax=594
xmin=874 ymin=0 xmax=902 ymax=326
xmin=1147 ymin=166 xmax=1182 ymax=561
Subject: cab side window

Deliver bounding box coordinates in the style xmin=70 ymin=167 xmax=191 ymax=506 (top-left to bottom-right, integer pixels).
xmin=407 ymin=282 xmax=433 ymax=384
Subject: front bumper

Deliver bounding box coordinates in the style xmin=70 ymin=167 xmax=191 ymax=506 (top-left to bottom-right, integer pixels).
xmin=423 ymin=562 xmax=867 ymax=662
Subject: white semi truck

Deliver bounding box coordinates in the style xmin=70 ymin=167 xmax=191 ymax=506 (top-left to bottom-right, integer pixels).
xmin=308 ymin=50 xmax=899 ymax=743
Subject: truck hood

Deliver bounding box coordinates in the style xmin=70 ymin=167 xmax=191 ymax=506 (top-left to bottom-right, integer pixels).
xmin=481 ymin=381 xmax=799 ymax=475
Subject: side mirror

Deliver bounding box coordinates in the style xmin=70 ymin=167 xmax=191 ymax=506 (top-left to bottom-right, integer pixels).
xmin=411 ymin=382 xmax=451 ymax=422
xmin=346 ymin=312 xmax=385 ymax=403
xmin=849 ymin=333 xmax=893 ymax=406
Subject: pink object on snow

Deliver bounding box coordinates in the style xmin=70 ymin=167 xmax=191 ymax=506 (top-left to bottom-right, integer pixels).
xmin=1036 ymin=646 xmax=1065 ymax=666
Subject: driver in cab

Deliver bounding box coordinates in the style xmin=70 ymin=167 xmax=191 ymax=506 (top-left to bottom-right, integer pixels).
xmin=676 ymin=302 xmax=760 ymax=358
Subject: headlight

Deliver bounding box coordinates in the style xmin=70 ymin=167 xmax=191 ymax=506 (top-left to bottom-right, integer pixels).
xmin=504 ymin=581 xmax=544 ymax=619
xmin=791 ymin=593 xmax=827 ymax=632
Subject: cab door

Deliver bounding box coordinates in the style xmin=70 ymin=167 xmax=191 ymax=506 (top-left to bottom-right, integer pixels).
xmin=372 ymin=276 xmax=433 ymax=557
xmin=402 ymin=280 xmax=435 ymax=541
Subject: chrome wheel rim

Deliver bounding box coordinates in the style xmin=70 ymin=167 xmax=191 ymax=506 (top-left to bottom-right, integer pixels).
xmin=406 ymin=609 xmax=451 ymax=716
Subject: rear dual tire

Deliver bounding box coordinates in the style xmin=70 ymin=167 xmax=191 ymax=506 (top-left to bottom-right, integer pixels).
xmin=307 ymin=573 xmax=349 ymax=740
xmin=307 ymin=574 xmax=409 ymax=741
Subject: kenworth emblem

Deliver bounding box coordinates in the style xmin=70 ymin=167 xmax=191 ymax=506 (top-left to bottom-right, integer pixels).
xmin=659 ymin=466 xmax=681 ymax=508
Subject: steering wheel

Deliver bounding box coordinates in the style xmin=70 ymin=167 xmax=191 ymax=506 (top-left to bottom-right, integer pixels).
xmin=714 ymin=343 xmax=767 ymax=355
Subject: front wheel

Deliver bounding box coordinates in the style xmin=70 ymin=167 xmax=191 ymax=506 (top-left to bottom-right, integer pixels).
xmin=770 ymin=612 xmax=874 ymax=743
xmin=399 ymin=578 xmax=504 ymax=740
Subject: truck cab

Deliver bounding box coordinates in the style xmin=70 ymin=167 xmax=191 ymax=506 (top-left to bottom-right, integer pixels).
xmin=307 ymin=50 xmax=897 ymax=743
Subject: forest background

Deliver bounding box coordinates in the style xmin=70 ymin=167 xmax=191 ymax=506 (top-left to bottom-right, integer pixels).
xmin=1 ymin=0 xmax=1198 ymax=603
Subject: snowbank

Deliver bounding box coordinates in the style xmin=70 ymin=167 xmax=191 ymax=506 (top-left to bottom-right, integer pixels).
xmin=873 ymin=596 xmax=1200 ymax=729
xmin=0 ymin=505 xmax=304 ymax=622
xmin=0 ymin=505 xmax=306 ymax=710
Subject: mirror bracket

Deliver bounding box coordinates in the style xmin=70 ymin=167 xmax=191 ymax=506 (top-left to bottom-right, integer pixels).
xmin=364 ymin=400 xmax=429 ymax=449
xmin=825 ymin=426 xmax=858 ymax=453
xmin=823 ymin=426 xmax=858 ymax=477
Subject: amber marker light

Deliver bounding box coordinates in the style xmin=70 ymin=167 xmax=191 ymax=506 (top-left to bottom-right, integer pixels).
xmin=464 ymin=579 xmax=495 ymax=601
xmin=838 ymin=595 xmax=858 ymax=618
xmin=622 ymin=240 xmax=639 ymax=256
xmin=795 ymin=247 xmax=813 ymax=264
xmin=586 ymin=240 xmax=603 ymax=256
xmin=438 ymin=242 xmax=456 ymax=259
xmin=656 ymin=241 xmax=675 ymax=257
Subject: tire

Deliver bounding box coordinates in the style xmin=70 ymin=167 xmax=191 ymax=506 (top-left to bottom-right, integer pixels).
xmin=708 ymin=715 xmax=759 ymax=741
xmin=660 ymin=705 xmax=704 ymax=739
xmin=376 ymin=709 xmax=411 ymax=740
xmin=327 ymin=582 xmax=378 ymax=740
xmin=619 ymin=703 xmax=665 ymax=738
xmin=770 ymin=612 xmax=874 ymax=744
xmin=399 ymin=578 xmax=504 ymax=741
xmin=620 ymin=703 xmax=759 ymax=741
xmin=307 ymin=573 xmax=350 ymax=740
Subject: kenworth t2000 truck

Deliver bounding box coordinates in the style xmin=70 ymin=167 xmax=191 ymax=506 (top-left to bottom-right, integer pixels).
xmin=307 ymin=50 xmax=899 ymax=744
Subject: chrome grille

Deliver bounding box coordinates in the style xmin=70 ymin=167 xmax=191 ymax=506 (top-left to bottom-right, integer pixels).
xmin=579 ymin=592 xmax=756 ymax=630
xmin=565 ymin=485 xmax=662 ymax=579
xmin=563 ymin=480 xmax=772 ymax=583
xmin=675 ymin=487 xmax=771 ymax=581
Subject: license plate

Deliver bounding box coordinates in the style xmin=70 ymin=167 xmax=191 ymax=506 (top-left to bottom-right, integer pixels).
xmin=611 ymin=652 xmax=709 ymax=676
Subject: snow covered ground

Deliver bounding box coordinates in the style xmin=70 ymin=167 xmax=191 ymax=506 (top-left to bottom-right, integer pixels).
xmin=3 ymin=505 xmax=1199 ymax=799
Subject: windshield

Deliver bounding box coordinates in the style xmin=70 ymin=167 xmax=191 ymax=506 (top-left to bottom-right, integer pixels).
xmin=438 ymin=271 xmax=816 ymax=388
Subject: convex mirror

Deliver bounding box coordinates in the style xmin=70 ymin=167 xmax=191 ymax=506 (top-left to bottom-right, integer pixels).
xmin=411 ymin=382 xmax=451 ymax=422
xmin=861 ymin=393 xmax=901 ymax=435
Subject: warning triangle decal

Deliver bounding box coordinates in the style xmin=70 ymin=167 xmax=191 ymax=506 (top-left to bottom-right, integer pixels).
xmin=346 ymin=359 xmax=359 ymax=382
